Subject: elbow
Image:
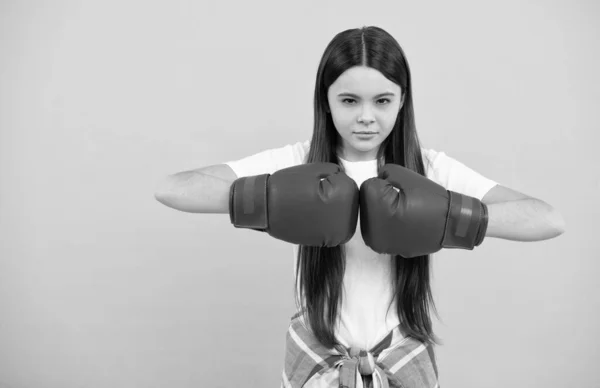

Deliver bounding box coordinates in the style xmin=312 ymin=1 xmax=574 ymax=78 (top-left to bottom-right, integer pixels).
xmin=154 ymin=176 xmax=175 ymax=203
xmin=154 ymin=191 xmax=168 ymax=205
xmin=551 ymin=208 xmax=566 ymax=236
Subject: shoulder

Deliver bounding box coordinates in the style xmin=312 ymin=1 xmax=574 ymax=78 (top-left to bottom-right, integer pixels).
xmin=223 ymin=139 xmax=309 ymax=178
xmin=420 ymin=147 xmax=498 ymax=199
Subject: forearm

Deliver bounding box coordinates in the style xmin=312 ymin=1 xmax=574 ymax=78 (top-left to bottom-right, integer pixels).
xmin=155 ymin=172 xmax=232 ymax=214
xmin=484 ymin=198 xmax=565 ymax=241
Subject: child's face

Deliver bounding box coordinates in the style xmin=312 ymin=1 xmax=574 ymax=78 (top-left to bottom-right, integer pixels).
xmin=327 ymin=66 xmax=404 ymax=162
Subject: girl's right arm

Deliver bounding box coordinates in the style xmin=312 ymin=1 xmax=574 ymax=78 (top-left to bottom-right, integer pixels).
xmin=154 ymin=164 xmax=238 ymax=214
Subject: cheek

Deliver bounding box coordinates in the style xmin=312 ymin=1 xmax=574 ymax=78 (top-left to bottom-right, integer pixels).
xmin=331 ymin=114 xmax=353 ymax=130
xmin=383 ymin=111 xmax=401 ymax=127
xmin=331 ymin=109 xmax=399 ymax=131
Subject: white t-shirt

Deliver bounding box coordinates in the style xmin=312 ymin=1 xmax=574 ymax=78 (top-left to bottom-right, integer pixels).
xmin=224 ymin=139 xmax=498 ymax=350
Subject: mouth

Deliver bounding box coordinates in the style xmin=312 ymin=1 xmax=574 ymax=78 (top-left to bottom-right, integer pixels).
xmin=354 ymin=132 xmax=378 ymax=134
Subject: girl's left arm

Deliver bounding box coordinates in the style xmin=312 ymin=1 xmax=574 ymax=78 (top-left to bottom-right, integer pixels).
xmin=482 ymin=184 xmax=566 ymax=241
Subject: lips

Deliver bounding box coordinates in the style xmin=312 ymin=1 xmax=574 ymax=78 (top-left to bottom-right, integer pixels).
xmin=354 ymin=132 xmax=377 ymax=134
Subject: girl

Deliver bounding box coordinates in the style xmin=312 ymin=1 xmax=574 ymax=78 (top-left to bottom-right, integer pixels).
xmin=157 ymin=25 xmax=563 ymax=388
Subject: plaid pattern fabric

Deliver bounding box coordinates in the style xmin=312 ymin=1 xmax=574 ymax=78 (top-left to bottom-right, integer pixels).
xmin=281 ymin=311 xmax=439 ymax=388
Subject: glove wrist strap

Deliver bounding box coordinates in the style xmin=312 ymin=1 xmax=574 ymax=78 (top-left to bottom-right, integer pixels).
xmin=442 ymin=191 xmax=488 ymax=250
xmin=229 ymin=174 xmax=269 ymax=230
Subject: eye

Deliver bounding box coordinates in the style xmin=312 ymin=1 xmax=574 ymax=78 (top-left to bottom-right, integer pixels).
xmin=342 ymin=98 xmax=391 ymax=105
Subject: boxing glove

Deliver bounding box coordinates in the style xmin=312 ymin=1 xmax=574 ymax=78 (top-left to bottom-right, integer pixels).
xmin=229 ymin=162 xmax=359 ymax=247
xmin=359 ymin=164 xmax=488 ymax=258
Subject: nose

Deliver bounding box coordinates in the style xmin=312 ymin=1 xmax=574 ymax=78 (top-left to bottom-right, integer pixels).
xmin=358 ymin=106 xmax=375 ymax=124
xmin=358 ymin=116 xmax=375 ymax=127
xmin=358 ymin=114 xmax=375 ymax=125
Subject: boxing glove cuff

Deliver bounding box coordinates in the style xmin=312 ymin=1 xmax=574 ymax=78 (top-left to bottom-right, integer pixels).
xmin=229 ymin=174 xmax=269 ymax=230
xmin=442 ymin=191 xmax=488 ymax=250
xmin=474 ymin=202 xmax=488 ymax=247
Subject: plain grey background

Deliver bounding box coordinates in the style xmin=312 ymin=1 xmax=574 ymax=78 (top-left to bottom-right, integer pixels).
xmin=0 ymin=0 xmax=597 ymax=387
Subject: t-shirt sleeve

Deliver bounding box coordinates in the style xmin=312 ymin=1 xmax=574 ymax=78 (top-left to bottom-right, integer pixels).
xmin=422 ymin=148 xmax=498 ymax=200
xmin=223 ymin=140 xmax=310 ymax=178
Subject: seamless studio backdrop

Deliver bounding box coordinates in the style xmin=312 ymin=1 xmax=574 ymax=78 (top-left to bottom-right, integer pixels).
xmin=0 ymin=1 xmax=598 ymax=387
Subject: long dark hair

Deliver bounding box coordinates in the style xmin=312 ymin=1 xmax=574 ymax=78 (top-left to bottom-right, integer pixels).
xmin=294 ymin=26 xmax=441 ymax=349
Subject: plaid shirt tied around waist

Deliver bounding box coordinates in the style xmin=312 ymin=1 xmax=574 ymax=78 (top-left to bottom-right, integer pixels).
xmin=281 ymin=311 xmax=440 ymax=388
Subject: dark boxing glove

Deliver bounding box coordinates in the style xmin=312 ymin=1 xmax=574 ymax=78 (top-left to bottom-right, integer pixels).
xmin=359 ymin=164 xmax=488 ymax=258
xmin=229 ymin=163 xmax=359 ymax=247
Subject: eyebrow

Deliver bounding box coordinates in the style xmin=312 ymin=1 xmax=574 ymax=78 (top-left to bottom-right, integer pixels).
xmin=337 ymin=92 xmax=396 ymax=98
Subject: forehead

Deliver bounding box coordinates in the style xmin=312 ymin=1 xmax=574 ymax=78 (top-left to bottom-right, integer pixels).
xmin=329 ymin=66 xmax=400 ymax=95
